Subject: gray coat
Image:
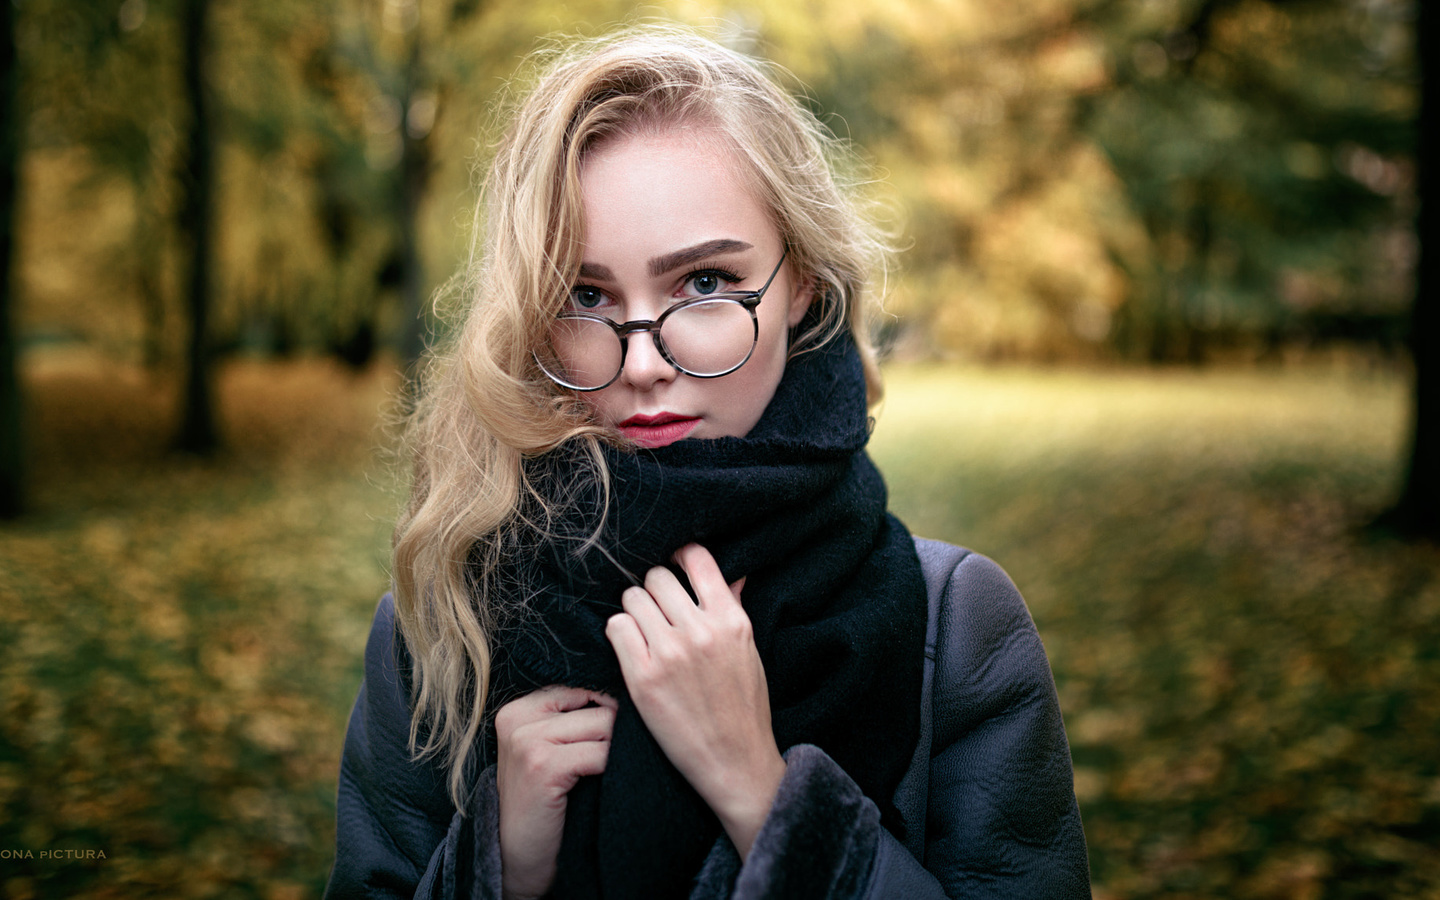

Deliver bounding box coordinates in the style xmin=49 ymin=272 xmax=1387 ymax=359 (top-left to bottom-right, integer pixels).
xmin=325 ymin=539 xmax=1091 ymax=898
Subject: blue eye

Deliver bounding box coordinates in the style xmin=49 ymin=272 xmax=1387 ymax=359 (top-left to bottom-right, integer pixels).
xmin=691 ymin=272 xmax=721 ymax=294
xmin=684 ymin=268 xmax=740 ymax=296
xmin=570 ymin=287 xmax=606 ymax=310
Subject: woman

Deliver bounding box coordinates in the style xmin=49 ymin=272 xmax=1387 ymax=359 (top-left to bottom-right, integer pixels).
xmin=326 ymin=26 xmax=1089 ymax=899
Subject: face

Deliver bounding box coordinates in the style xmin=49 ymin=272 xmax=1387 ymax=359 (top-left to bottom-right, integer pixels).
xmin=559 ymin=125 xmax=811 ymax=448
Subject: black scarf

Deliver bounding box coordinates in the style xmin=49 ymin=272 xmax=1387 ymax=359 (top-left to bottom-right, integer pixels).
xmin=486 ymin=333 xmax=927 ymax=899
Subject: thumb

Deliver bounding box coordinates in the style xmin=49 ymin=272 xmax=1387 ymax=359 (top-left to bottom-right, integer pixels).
xmin=729 ymin=576 xmax=746 ymax=601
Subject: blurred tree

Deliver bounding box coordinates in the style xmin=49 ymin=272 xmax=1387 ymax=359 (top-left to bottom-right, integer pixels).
xmin=1385 ymin=0 xmax=1437 ymax=537
xmin=327 ymin=0 xmax=490 ymax=378
xmin=7 ymin=0 xmax=1423 ymax=384
xmin=175 ymin=0 xmax=219 ymax=454
xmin=760 ymin=0 xmax=1414 ymax=362
xmin=767 ymin=3 xmax=1130 ymax=359
xmin=21 ymin=0 xmax=182 ymax=366
xmin=1 ymin=0 xmax=21 ymax=518
xmin=1079 ymin=0 xmax=1415 ymax=362
xmin=216 ymin=0 xmax=384 ymax=362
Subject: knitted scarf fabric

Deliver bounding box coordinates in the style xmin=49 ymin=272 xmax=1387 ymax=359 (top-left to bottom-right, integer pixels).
xmin=486 ymin=333 xmax=928 ymax=899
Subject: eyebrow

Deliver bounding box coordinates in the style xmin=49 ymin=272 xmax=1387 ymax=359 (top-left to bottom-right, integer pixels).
xmin=576 ymin=239 xmax=755 ymax=283
xmin=649 ymin=239 xmax=753 ymax=277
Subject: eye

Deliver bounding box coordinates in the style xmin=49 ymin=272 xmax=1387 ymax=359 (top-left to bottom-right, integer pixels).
xmin=681 ymin=268 xmax=741 ymax=297
xmin=569 ymin=286 xmax=609 ymax=310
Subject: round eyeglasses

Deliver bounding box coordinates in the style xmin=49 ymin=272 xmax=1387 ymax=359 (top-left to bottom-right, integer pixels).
xmin=536 ymin=250 xmax=788 ymax=392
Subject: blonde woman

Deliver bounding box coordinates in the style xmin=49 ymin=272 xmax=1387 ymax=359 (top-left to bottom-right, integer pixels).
xmin=325 ymin=26 xmax=1088 ymax=900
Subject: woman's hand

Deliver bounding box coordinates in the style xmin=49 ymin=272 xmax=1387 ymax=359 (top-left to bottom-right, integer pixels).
xmin=494 ymin=685 xmax=617 ymax=900
xmin=605 ymin=543 xmax=786 ymax=859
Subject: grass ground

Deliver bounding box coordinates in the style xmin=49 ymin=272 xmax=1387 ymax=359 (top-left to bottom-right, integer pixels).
xmin=1 ymin=354 xmax=1435 ymax=899
xmin=871 ymin=363 xmax=1438 ymax=899
xmin=1 ymin=353 xmax=400 ymax=900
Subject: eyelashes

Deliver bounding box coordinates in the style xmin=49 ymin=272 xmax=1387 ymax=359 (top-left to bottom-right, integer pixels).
xmin=697 ymin=267 xmax=742 ymax=284
xmin=685 ymin=267 xmax=743 ymax=295
xmin=569 ymin=265 xmax=749 ymax=308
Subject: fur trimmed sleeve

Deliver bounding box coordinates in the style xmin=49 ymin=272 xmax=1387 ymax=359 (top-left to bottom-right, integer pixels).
xmin=689 ymin=743 xmax=953 ymax=900
xmin=690 ymin=744 xmax=886 ymax=900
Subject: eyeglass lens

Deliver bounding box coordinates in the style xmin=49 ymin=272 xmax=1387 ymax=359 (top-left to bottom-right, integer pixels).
xmin=546 ymin=298 xmax=756 ymax=390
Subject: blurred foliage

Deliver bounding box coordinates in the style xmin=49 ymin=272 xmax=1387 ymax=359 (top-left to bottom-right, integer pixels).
xmin=872 ymin=362 xmax=1438 ymax=898
xmin=0 ymin=353 xmax=399 ymax=899
xmin=2 ymin=356 xmax=1434 ymax=897
xmin=9 ymin=0 xmax=1418 ymax=365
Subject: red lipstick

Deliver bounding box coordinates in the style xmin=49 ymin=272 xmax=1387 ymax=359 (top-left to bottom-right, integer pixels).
xmin=618 ymin=413 xmax=700 ymax=448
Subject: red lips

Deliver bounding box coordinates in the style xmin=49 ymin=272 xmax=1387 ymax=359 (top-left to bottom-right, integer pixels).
xmin=617 ymin=412 xmax=701 ymax=448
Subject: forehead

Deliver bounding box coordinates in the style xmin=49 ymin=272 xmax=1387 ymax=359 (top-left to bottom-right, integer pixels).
xmin=576 ymin=125 xmax=775 ymax=255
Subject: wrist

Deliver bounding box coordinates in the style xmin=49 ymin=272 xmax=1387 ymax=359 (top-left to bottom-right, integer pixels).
xmin=712 ymin=751 xmax=787 ymax=860
xmin=501 ymin=868 xmax=549 ymax=900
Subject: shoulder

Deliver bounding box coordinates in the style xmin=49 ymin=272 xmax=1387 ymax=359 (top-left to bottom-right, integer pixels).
xmin=912 ymin=536 xmax=1036 ymax=659
xmin=901 ymin=538 xmax=1091 ymax=895
xmin=909 ymin=536 xmax=1053 ymax=746
xmin=912 ymin=536 xmax=1027 ymax=625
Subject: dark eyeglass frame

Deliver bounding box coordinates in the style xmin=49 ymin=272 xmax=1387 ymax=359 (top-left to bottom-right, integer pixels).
xmin=537 ymin=248 xmax=789 ymax=392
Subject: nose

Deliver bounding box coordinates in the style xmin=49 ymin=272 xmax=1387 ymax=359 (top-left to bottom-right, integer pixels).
xmin=618 ymin=330 xmax=678 ymax=391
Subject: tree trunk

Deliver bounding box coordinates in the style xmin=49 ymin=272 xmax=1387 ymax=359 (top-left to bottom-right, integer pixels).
xmin=1386 ymin=0 xmax=1439 ymax=537
xmin=0 ymin=0 xmax=24 ymax=518
xmin=175 ymin=0 xmax=220 ymax=455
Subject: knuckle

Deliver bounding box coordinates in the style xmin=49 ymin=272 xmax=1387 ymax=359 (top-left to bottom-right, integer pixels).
xmin=716 ymin=606 xmax=749 ymax=634
xmin=730 ymin=617 xmax=753 ymax=641
xmin=643 ymin=567 xmax=669 ymax=592
xmin=524 ymin=756 xmax=554 ymax=783
xmin=653 ymin=642 xmax=687 ymax=668
xmin=689 ymin=629 xmax=716 ymax=654
xmin=627 ymin=664 xmax=661 ymax=696
xmin=621 ymin=586 xmax=650 ymax=611
xmin=494 ymin=701 xmax=522 ymax=734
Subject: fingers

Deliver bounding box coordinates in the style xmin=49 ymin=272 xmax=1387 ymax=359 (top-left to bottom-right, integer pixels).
xmin=610 ymin=545 xmax=748 ymax=655
xmin=504 ymin=729 xmax=613 ymax=786
xmin=495 ymin=685 xmax=617 ymax=746
xmin=673 ymin=543 xmax=740 ymax=612
xmin=534 ymin=683 xmax=616 ymax=713
xmin=531 ymin=704 xmax=616 ymax=744
xmin=623 ymin=581 xmax=678 ymax=633
xmin=495 ymin=688 xmax=617 ymax=794
xmin=495 ymin=686 xmax=616 ymax=900
xmin=544 ymin=736 xmax=612 ymax=779
xmin=639 ymin=564 xmax=699 ymax=626
xmin=606 ymin=608 xmax=649 ymax=671
xmin=600 ymin=547 xmax=780 ymax=859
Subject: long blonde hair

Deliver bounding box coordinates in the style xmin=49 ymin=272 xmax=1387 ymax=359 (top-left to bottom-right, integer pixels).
xmin=392 ymin=24 xmax=892 ymax=810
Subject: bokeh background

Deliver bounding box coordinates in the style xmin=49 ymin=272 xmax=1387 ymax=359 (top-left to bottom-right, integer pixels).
xmin=1 ymin=0 xmax=1436 ymax=898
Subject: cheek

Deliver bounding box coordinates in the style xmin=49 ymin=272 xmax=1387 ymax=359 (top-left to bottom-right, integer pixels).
xmin=755 ymin=299 xmax=794 ymax=375
xmin=578 ymin=385 xmax=625 ymax=427
xmin=731 ymin=314 xmax=791 ymax=414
